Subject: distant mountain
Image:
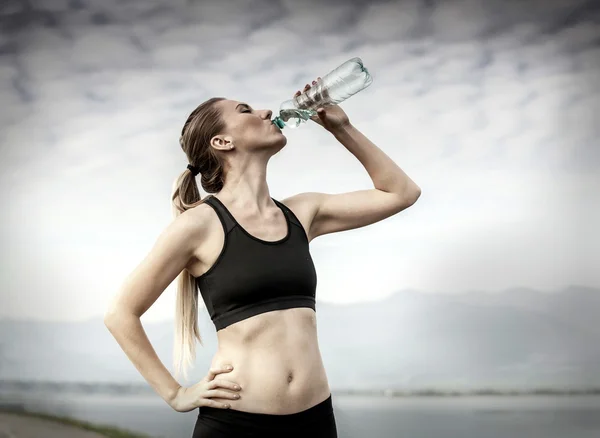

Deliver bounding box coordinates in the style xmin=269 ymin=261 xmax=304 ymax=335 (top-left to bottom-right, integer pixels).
xmin=447 ymin=285 xmax=600 ymax=337
xmin=1 ymin=285 xmax=598 ymax=391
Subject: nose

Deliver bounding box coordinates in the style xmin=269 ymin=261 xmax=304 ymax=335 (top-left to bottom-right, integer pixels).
xmin=263 ymin=109 xmax=273 ymax=120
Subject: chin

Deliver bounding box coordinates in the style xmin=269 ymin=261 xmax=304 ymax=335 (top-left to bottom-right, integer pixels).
xmin=274 ymin=133 xmax=287 ymax=146
xmin=270 ymin=136 xmax=287 ymax=155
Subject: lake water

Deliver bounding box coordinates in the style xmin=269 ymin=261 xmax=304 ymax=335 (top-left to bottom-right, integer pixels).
xmin=2 ymin=391 xmax=600 ymax=438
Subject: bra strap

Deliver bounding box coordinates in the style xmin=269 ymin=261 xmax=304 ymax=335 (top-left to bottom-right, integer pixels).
xmin=272 ymin=198 xmax=303 ymax=229
xmin=204 ymin=195 xmax=237 ymax=234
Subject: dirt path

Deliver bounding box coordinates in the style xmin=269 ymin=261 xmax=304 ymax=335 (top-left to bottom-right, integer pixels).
xmin=0 ymin=412 xmax=107 ymax=438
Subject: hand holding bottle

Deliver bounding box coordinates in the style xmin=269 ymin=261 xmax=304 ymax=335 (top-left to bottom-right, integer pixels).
xmin=272 ymin=57 xmax=372 ymax=130
xmin=294 ymin=78 xmax=351 ymax=133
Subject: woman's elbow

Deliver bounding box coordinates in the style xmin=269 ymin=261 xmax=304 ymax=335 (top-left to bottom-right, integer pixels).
xmin=104 ymin=308 xmax=137 ymax=329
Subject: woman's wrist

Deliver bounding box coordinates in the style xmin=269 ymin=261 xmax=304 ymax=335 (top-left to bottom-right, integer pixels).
xmin=330 ymin=122 xmax=355 ymax=138
xmin=167 ymin=385 xmax=184 ymax=410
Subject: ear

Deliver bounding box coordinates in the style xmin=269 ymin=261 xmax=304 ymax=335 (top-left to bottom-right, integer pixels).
xmin=210 ymin=135 xmax=234 ymax=152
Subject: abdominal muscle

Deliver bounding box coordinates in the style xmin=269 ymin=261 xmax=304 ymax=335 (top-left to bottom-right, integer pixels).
xmin=208 ymin=307 xmax=331 ymax=415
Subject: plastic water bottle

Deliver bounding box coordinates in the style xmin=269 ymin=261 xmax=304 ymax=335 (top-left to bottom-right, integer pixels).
xmin=272 ymin=57 xmax=373 ymax=129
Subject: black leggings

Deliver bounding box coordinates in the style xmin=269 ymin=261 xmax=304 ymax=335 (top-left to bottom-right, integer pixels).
xmin=192 ymin=393 xmax=337 ymax=438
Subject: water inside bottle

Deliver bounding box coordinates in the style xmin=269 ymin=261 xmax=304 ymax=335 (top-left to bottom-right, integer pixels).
xmin=273 ymin=108 xmax=317 ymax=129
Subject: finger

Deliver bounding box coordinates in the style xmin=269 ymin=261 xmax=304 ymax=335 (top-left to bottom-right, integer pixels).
xmin=199 ymin=399 xmax=231 ymax=409
xmin=205 ymin=389 xmax=241 ymax=400
xmin=303 ymin=83 xmax=310 ymax=91
xmin=312 ymin=80 xmax=317 ymax=85
xmin=309 ymin=115 xmax=323 ymax=125
xmin=208 ymin=380 xmax=241 ymax=391
xmin=310 ymin=108 xmax=324 ymax=118
xmin=207 ymin=365 xmax=233 ymax=380
xmin=294 ymin=90 xmax=301 ymax=97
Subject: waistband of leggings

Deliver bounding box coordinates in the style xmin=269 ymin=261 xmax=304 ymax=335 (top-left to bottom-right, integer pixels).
xmin=198 ymin=393 xmax=333 ymax=428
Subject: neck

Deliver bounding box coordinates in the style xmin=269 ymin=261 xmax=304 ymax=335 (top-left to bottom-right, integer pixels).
xmin=217 ymin=155 xmax=273 ymax=212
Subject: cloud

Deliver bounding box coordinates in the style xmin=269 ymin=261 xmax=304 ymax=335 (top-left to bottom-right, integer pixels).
xmin=0 ymin=0 xmax=598 ymax=321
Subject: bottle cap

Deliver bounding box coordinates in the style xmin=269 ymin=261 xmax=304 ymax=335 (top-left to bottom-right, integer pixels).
xmin=272 ymin=117 xmax=286 ymax=129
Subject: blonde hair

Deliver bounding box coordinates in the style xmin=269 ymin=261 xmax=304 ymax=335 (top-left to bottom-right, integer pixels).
xmin=170 ymin=97 xmax=227 ymax=381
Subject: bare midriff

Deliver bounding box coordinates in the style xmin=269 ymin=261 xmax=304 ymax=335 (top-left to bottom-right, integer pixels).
xmin=208 ymin=306 xmax=331 ymax=415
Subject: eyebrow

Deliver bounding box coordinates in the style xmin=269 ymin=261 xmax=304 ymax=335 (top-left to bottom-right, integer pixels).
xmin=235 ymin=103 xmax=252 ymax=111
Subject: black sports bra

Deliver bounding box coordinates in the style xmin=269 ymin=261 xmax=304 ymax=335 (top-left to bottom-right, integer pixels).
xmin=195 ymin=195 xmax=317 ymax=331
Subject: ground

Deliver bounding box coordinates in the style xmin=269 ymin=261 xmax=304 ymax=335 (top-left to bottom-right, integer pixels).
xmin=0 ymin=412 xmax=109 ymax=438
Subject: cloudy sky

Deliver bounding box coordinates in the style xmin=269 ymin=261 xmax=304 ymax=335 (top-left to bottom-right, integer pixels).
xmin=1 ymin=0 xmax=598 ymax=323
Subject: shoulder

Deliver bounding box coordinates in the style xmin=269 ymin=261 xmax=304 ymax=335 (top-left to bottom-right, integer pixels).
xmin=167 ymin=199 xmax=217 ymax=245
xmin=280 ymin=192 xmax=324 ymax=242
xmin=161 ymin=200 xmax=220 ymax=274
xmin=280 ymin=192 xmax=323 ymax=215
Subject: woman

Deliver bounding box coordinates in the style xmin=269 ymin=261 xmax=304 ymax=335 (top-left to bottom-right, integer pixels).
xmin=104 ymin=79 xmax=421 ymax=437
